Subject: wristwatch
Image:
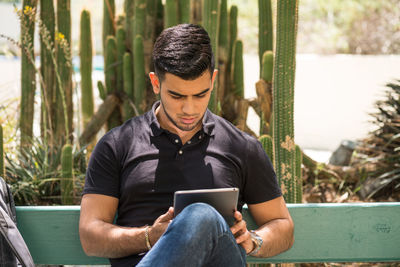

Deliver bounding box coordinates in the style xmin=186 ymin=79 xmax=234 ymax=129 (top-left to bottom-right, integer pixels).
xmin=248 ymin=230 xmax=263 ymax=256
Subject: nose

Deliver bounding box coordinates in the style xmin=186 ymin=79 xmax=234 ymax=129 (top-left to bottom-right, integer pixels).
xmin=182 ymin=97 xmax=195 ymax=115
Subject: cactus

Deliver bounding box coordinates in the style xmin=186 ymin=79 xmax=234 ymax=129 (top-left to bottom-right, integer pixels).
xmin=39 ymin=0 xmax=55 ymax=141
xmin=123 ymin=52 xmax=134 ymax=121
xmin=0 ymin=125 xmax=4 ymax=178
xmin=231 ymin=40 xmax=244 ymax=98
xmin=116 ymin=26 xmax=126 ymax=93
xmin=273 ymin=0 xmax=299 ymax=203
xmin=61 ymin=144 xmax=73 ymax=204
xmin=134 ymin=35 xmax=146 ymax=114
xmin=261 ymin=50 xmax=274 ymax=82
xmin=133 ymin=0 xmax=146 ymax=39
xmin=124 ymin=0 xmax=134 ymax=50
xmin=20 ymin=0 xmax=37 ymax=150
xmin=258 ymin=0 xmax=273 ymax=74
xmin=227 ymin=5 xmax=238 ymax=85
xmin=55 ymin=0 xmax=73 ymax=144
xmin=165 ymin=0 xmax=178 ymax=28
xmin=178 ymin=0 xmax=191 ymax=24
xmin=103 ymin=0 xmax=115 ymax=52
xmin=295 ymin=144 xmax=303 ymax=203
xmin=203 ymin=0 xmax=220 ymax=112
xmin=97 ymin=81 xmax=106 ymax=101
xmin=105 ymin=36 xmax=121 ymax=129
xmin=259 ymin=135 xmax=274 ymax=163
xmin=80 ymin=9 xmax=94 ymax=129
xmin=217 ymin=0 xmax=228 ymax=102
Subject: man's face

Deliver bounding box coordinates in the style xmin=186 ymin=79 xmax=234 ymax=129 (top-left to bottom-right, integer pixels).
xmin=149 ymin=70 xmax=218 ymax=135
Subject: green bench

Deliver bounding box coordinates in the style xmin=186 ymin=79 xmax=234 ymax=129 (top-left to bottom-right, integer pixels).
xmin=15 ymin=203 xmax=400 ymax=265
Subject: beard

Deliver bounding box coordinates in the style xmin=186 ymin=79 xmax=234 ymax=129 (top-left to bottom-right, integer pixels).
xmin=160 ymin=100 xmax=203 ymax=132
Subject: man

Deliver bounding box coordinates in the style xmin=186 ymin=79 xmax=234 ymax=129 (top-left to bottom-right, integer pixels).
xmin=79 ymin=24 xmax=294 ymax=267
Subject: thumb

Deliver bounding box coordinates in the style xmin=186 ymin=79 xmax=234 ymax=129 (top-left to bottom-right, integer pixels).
xmin=158 ymin=207 xmax=174 ymax=222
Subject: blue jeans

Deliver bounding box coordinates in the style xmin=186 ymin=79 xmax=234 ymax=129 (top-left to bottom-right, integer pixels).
xmin=137 ymin=203 xmax=247 ymax=267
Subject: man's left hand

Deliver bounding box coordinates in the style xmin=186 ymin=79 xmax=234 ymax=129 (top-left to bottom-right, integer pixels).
xmin=230 ymin=211 xmax=254 ymax=254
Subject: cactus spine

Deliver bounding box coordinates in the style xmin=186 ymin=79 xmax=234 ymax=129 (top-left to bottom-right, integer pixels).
xmin=203 ymin=0 xmax=220 ymax=112
xmin=165 ymin=0 xmax=178 ymax=28
xmin=134 ymin=35 xmax=146 ymax=114
xmin=20 ymin=0 xmax=37 ymax=150
xmin=231 ymin=40 xmax=244 ymax=98
xmin=295 ymin=144 xmax=303 ymax=203
xmin=178 ymin=0 xmax=191 ymax=24
xmin=259 ymin=135 xmax=274 ymax=163
xmin=0 ymin=125 xmax=4 ymax=178
xmin=103 ymin=0 xmax=115 ymax=51
xmin=80 ymin=9 xmax=94 ymax=129
xmin=258 ymin=0 xmax=273 ymax=74
xmin=40 ymin=0 xmax=55 ymax=142
xmin=273 ymin=0 xmax=299 ymax=203
xmin=123 ymin=52 xmax=134 ymax=121
xmin=61 ymin=144 xmax=73 ymax=204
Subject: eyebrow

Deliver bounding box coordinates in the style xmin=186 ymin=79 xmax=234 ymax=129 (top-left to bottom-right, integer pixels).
xmin=167 ymin=88 xmax=210 ymax=97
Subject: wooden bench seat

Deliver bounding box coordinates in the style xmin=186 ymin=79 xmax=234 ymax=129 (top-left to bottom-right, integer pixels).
xmin=15 ymin=203 xmax=400 ymax=265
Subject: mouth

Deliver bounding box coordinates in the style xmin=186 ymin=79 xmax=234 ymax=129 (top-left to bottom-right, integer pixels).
xmin=180 ymin=117 xmax=196 ymax=124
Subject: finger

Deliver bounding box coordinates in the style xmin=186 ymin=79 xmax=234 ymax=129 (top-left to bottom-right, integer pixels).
xmin=168 ymin=207 xmax=174 ymax=217
xmin=230 ymin=220 xmax=246 ymax=235
xmin=233 ymin=210 xmax=242 ymax=221
xmin=235 ymin=230 xmax=251 ymax=244
xmin=158 ymin=209 xmax=174 ymax=222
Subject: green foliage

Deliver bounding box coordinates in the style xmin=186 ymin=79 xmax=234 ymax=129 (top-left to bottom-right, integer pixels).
xmin=273 ymin=0 xmax=298 ymax=203
xmin=80 ymin=9 xmax=94 ymax=128
xmin=5 ymin=137 xmax=86 ymax=205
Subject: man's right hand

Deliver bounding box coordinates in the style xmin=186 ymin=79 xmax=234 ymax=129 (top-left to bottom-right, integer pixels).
xmin=148 ymin=207 xmax=174 ymax=246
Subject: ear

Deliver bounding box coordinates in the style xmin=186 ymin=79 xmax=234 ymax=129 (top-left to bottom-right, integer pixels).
xmin=210 ymin=69 xmax=218 ymax=91
xmin=149 ymin=72 xmax=160 ymax=94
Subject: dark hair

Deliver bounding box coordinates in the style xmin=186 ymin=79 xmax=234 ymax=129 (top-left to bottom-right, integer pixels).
xmin=152 ymin=23 xmax=215 ymax=81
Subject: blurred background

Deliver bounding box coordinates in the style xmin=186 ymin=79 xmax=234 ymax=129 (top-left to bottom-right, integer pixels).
xmin=0 ymin=0 xmax=399 ymax=162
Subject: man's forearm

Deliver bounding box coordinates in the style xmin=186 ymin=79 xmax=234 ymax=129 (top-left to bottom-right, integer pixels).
xmin=253 ymin=218 xmax=294 ymax=258
xmin=80 ymin=219 xmax=148 ymax=258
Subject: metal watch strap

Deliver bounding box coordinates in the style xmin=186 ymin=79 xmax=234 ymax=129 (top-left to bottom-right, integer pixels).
xmin=248 ymin=230 xmax=263 ymax=256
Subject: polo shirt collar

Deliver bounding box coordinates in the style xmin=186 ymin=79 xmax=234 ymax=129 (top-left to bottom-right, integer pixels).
xmin=149 ymin=101 xmax=215 ymax=137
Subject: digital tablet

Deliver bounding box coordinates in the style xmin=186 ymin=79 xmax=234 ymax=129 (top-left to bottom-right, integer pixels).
xmin=173 ymin=188 xmax=239 ymax=226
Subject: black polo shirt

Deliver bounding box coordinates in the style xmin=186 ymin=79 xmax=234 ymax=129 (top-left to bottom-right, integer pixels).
xmin=83 ymin=101 xmax=281 ymax=266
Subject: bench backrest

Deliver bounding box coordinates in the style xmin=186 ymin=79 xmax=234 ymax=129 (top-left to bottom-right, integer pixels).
xmin=15 ymin=203 xmax=400 ymax=265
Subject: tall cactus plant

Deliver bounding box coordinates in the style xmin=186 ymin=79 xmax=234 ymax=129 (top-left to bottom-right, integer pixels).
xmin=164 ymin=0 xmax=178 ymax=28
xmin=273 ymin=0 xmax=299 ymax=203
xmin=39 ymin=0 xmax=55 ymax=141
xmin=257 ymin=50 xmax=274 ymax=135
xmin=123 ymin=52 xmax=134 ymax=121
xmin=56 ymin=0 xmax=73 ymax=144
xmin=258 ymin=0 xmax=273 ymax=74
xmin=116 ymin=26 xmax=126 ymax=94
xmin=217 ymin=0 xmax=228 ymax=103
xmin=134 ymin=35 xmax=146 ymax=114
xmin=178 ymin=0 xmax=191 ymax=24
xmin=231 ymin=40 xmax=244 ymax=99
xmin=295 ymin=144 xmax=303 ymax=203
xmin=61 ymin=144 xmax=73 ymax=204
xmin=20 ymin=0 xmax=37 ymax=150
xmin=80 ymin=9 xmax=94 ymax=129
xmin=203 ymin=0 xmax=220 ymax=112
xmin=103 ymin=0 xmax=115 ymax=52
xmin=259 ymin=135 xmax=274 ymax=163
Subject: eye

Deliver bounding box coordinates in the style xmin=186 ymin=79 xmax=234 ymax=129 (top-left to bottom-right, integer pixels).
xmin=195 ymin=94 xmax=206 ymax=98
xmin=170 ymin=94 xmax=182 ymax=99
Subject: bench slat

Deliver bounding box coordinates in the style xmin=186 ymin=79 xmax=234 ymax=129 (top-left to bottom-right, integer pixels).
xmin=16 ymin=203 xmax=400 ymax=265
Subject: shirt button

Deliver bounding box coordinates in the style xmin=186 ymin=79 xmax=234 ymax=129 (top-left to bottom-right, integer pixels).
xmin=175 ymin=139 xmax=179 ymax=143
xmin=178 ymin=150 xmax=183 ymax=155
xmin=187 ymin=141 xmax=191 ymax=144
xmin=199 ymin=135 xmax=202 ymax=140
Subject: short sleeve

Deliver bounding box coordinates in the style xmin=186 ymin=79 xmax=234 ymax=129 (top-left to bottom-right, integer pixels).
xmin=82 ymin=131 xmax=121 ymax=198
xmin=242 ymin=136 xmax=282 ymax=204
